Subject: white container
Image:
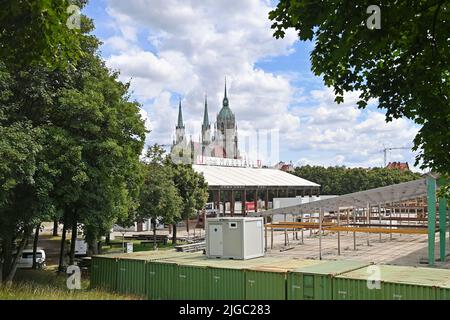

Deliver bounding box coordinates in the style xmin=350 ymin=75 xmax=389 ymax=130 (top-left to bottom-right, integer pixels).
xmin=75 ymin=239 xmax=88 ymax=256
xmin=206 ymin=217 xmax=264 ymax=260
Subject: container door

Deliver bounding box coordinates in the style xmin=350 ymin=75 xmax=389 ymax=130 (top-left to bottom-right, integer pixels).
xmin=209 ymin=224 xmax=223 ymax=256
xmin=303 ymin=274 xmax=315 ymax=299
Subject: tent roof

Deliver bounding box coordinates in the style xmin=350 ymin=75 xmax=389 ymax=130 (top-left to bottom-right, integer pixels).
xmin=251 ymin=178 xmax=427 ymax=215
xmin=192 ymin=165 xmax=320 ymax=190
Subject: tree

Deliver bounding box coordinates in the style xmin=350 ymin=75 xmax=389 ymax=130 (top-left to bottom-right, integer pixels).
xmin=269 ymin=1 xmax=449 ymax=190
xmin=0 ymin=5 xmax=147 ymax=277
xmin=0 ymin=0 xmax=83 ymax=70
xmin=0 ymin=121 xmax=45 ymax=283
xmin=136 ymin=144 xmax=182 ymax=249
xmin=50 ymin=17 xmax=146 ymax=260
xmin=170 ymin=163 xmax=209 ymax=243
xmin=294 ymin=165 xmax=421 ymax=195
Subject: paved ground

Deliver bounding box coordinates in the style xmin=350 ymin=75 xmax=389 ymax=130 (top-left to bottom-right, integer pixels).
xmin=264 ymin=230 xmax=450 ymax=268
xmin=43 ymin=221 xmax=450 ymax=269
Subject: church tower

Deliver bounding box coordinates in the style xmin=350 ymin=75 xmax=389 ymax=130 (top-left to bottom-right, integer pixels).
xmin=201 ymin=94 xmax=211 ymax=156
xmin=215 ymin=79 xmax=239 ymax=159
xmin=175 ymin=99 xmax=185 ymax=145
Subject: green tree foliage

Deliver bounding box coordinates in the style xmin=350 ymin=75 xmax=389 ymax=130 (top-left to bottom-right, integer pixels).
xmin=0 ymin=5 xmax=146 ymax=279
xmin=171 ymin=163 xmax=209 ymax=220
xmin=0 ymin=121 xmax=45 ymax=282
xmin=170 ymin=162 xmax=209 ymax=243
xmin=269 ymin=1 xmax=449 ymax=183
xmin=135 ymin=145 xmax=182 ymax=248
xmin=0 ymin=0 xmax=83 ymax=70
xmin=295 ymin=166 xmax=422 ymax=195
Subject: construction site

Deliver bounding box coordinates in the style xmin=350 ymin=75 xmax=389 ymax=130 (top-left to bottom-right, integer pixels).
xmin=95 ymin=171 xmax=450 ymax=300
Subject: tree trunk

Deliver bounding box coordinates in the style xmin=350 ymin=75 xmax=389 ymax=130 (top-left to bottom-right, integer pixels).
xmin=5 ymin=228 xmax=30 ymax=283
xmin=105 ymin=232 xmax=110 ymax=245
xmin=97 ymin=241 xmax=102 ymax=254
xmin=172 ymin=223 xmax=177 ymax=245
xmin=92 ymin=240 xmax=98 ymax=255
xmin=52 ymin=219 xmax=58 ymax=236
xmin=1 ymin=236 xmax=12 ymax=280
xmin=0 ymin=257 xmax=3 ymax=286
xmin=69 ymin=214 xmax=77 ymax=265
xmin=186 ymin=218 xmax=190 ymax=234
xmin=58 ymin=214 xmax=68 ymax=272
xmin=32 ymin=224 xmax=41 ymax=269
xmin=153 ymin=220 xmax=157 ymax=250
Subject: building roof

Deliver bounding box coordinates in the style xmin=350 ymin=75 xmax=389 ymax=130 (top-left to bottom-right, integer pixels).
xmin=252 ymin=177 xmax=427 ymax=215
xmin=386 ymin=161 xmax=410 ymax=170
xmin=192 ymin=164 xmax=320 ymax=190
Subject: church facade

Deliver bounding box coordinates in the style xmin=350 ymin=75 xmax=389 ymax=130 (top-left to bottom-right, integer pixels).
xmin=171 ymin=81 xmax=240 ymax=163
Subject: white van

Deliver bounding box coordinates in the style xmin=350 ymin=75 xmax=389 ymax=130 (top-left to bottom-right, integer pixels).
xmin=17 ymin=249 xmax=46 ymax=269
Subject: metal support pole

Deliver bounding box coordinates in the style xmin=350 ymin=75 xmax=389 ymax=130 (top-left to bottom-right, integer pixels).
xmin=367 ymin=204 xmax=370 ymax=246
xmin=230 ymin=190 xmax=235 ymax=216
xmin=399 ymin=207 xmax=402 ymax=237
xmin=271 ymin=215 xmax=274 ymax=249
xmin=427 ymin=176 xmax=436 ymax=266
xmin=265 ymin=189 xmax=269 ymax=211
xmin=301 ymin=211 xmax=304 ymax=244
xmin=284 ymin=213 xmax=287 ymax=246
xmin=337 ymin=207 xmax=341 ymax=255
xmin=438 ymin=177 xmax=447 ymax=262
xmin=346 ymin=209 xmax=349 ymax=234
xmin=242 ymin=189 xmax=246 ymax=216
xmin=352 ymin=207 xmax=356 ymax=250
xmin=222 ymin=190 xmax=226 ymax=216
xmin=319 ymin=208 xmax=323 ymax=260
xmin=390 ymin=202 xmax=393 ymax=240
xmin=264 ymin=216 xmax=268 ymax=252
xmin=217 ymin=189 xmax=222 ymax=216
xmin=294 ymin=214 xmax=298 ymax=240
xmin=378 ymin=204 xmax=382 ymax=242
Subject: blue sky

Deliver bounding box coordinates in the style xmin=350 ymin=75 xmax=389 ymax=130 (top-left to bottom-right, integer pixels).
xmin=83 ymin=0 xmax=421 ymax=170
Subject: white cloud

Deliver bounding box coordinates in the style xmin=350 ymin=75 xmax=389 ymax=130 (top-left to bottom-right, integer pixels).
xmin=286 ymin=87 xmax=420 ymax=169
xmin=101 ymin=0 xmax=299 ymax=154
xmin=96 ymin=0 xmax=421 ymax=170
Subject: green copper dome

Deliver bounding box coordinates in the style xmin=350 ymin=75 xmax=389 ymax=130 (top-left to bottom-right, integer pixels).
xmin=218 ymin=105 xmax=234 ymax=120
xmin=217 ymin=78 xmax=235 ymax=122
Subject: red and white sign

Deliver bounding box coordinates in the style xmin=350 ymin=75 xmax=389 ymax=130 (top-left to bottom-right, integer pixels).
xmin=245 ymin=202 xmax=255 ymax=211
xmin=196 ymin=155 xmax=262 ymax=168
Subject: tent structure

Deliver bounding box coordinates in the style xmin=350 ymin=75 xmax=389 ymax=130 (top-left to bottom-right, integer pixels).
xmin=251 ymin=176 xmax=448 ymax=266
xmin=192 ymin=165 xmax=319 ymax=190
xmin=192 ymin=164 xmax=320 ymax=215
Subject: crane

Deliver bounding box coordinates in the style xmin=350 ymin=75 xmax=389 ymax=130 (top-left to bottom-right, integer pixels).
xmin=381 ymin=147 xmax=411 ymax=167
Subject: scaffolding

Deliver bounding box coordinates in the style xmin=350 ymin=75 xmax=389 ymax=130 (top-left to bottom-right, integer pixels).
xmin=254 ymin=176 xmax=449 ymax=266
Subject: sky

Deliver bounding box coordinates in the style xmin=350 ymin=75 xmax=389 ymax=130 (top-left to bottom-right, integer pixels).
xmin=83 ymin=0 xmax=421 ymax=170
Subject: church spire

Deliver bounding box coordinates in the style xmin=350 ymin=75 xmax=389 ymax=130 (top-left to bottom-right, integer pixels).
xmin=224 ymin=77 xmax=227 ymax=99
xmin=201 ymin=94 xmax=211 ymax=147
xmin=222 ymin=77 xmax=229 ymax=107
xmin=176 ymin=98 xmax=184 ymax=129
xmin=202 ymin=94 xmax=209 ymax=129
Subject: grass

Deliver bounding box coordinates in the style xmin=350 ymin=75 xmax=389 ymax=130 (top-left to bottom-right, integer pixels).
xmin=0 ymin=267 xmax=141 ymax=300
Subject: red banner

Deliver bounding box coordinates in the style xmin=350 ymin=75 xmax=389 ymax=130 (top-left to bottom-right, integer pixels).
xmin=245 ymin=202 xmax=255 ymax=211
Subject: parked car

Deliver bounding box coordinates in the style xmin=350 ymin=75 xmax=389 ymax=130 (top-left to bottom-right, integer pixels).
xmin=17 ymin=248 xmax=46 ymax=269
